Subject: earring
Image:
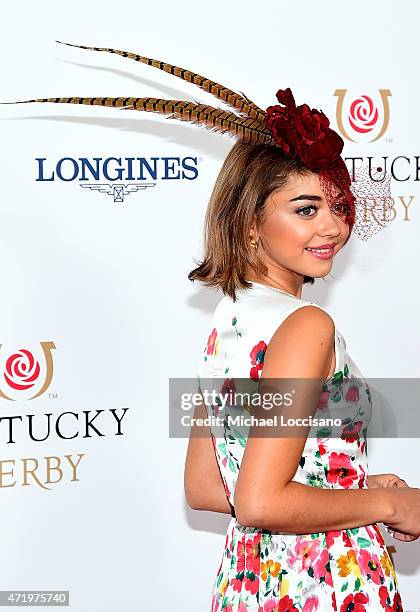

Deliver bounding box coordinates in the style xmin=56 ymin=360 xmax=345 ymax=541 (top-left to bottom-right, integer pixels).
xmin=250 ymin=237 xmax=259 ymax=251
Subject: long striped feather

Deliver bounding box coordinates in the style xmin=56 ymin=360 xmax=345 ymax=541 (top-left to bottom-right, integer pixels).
xmin=1 ymin=96 xmax=274 ymax=145
xmin=54 ymin=40 xmax=267 ymax=122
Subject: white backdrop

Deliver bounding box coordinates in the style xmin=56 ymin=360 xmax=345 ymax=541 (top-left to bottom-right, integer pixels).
xmin=1 ymin=1 xmax=419 ymax=610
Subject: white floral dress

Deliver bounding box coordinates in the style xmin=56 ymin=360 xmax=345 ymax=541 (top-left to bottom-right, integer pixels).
xmin=197 ymin=281 xmax=403 ymax=612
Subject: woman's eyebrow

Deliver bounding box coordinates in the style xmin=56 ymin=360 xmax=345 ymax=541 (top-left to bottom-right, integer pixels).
xmin=289 ymin=194 xmax=323 ymax=202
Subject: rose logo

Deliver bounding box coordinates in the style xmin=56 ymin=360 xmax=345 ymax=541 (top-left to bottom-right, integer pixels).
xmin=4 ymin=349 xmax=41 ymax=390
xmin=348 ymin=95 xmax=378 ymax=134
xmin=334 ymin=89 xmax=391 ymax=143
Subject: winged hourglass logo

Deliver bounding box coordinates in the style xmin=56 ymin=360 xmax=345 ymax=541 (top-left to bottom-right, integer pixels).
xmin=0 ymin=342 xmax=56 ymax=401
xmin=80 ymin=182 xmax=156 ymax=202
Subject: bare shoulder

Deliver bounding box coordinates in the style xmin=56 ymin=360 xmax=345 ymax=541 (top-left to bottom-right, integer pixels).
xmin=279 ymin=304 xmax=335 ymax=337
xmin=262 ymin=305 xmax=335 ymax=379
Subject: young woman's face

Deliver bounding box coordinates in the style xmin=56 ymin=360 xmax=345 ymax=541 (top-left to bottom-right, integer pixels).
xmin=255 ymin=171 xmax=350 ymax=280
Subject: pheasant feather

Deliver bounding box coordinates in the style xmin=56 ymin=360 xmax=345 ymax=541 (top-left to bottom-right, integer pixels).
xmin=3 ymin=96 xmax=274 ymax=145
xmin=53 ymin=40 xmax=267 ymax=123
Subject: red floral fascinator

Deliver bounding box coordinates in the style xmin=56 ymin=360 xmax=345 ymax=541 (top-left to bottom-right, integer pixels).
xmin=1 ymin=41 xmax=392 ymax=240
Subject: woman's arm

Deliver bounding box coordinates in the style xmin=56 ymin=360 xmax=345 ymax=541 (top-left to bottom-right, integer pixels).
xmin=234 ymin=306 xmax=400 ymax=533
xmin=184 ymin=396 xmax=232 ymax=514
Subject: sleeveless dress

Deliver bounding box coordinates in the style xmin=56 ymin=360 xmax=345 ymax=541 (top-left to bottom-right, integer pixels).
xmin=197 ymin=281 xmax=403 ymax=612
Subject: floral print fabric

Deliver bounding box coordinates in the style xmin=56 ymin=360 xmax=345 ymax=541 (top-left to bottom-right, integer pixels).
xmin=197 ymin=283 xmax=403 ymax=611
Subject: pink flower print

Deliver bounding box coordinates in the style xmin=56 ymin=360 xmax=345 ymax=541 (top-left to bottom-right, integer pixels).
xmin=287 ymin=538 xmax=320 ymax=571
xmin=206 ymin=328 xmax=219 ymax=356
xmin=345 ymin=385 xmax=360 ymax=402
xmin=237 ymin=604 xmax=248 ymax=612
xmin=313 ymin=548 xmax=333 ymax=587
xmin=249 ymin=340 xmax=267 ymax=381
xmin=358 ymin=549 xmax=384 ymax=585
xmin=303 ymin=595 xmax=319 ymax=612
xmin=326 ymin=452 xmax=358 ymax=488
xmin=318 ymin=390 xmax=330 ymax=409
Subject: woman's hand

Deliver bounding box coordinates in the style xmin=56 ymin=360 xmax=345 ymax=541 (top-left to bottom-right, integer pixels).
xmin=367 ymin=473 xmax=407 ymax=489
xmin=368 ymin=473 xmax=420 ymax=542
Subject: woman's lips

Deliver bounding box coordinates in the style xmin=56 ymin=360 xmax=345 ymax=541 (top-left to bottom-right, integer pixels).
xmin=305 ymin=246 xmax=335 ymax=260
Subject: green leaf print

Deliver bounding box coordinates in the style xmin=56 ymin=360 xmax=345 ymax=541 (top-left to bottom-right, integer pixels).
xmin=316 ymin=427 xmax=332 ymax=438
xmin=235 ymin=430 xmax=247 ymax=447
xmin=332 ymin=371 xmax=344 ymax=385
xmin=232 ymin=317 xmax=237 ymax=326
xmin=354 ymin=577 xmax=361 ymax=591
xmin=357 ymin=537 xmax=372 ymax=548
xmin=341 ymin=582 xmax=349 ymax=591
xmin=344 ymin=363 xmax=349 ymax=377
xmin=349 ymin=528 xmax=359 ymax=535
xmin=228 ymin=457 xmax=236 ymax=472
xmin=341 ymin=417 xmax=352 ymax=425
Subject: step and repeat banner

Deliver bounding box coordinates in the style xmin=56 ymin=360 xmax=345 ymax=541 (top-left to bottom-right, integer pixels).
xmin=1 ymin=1 xmax=419 ymax=610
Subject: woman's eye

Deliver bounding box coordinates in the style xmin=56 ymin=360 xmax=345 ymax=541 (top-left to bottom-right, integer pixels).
xmin=333 ymin=201 xmax=351 ymax=215
xmin=296 ymin=205 xmax=318 ymax=217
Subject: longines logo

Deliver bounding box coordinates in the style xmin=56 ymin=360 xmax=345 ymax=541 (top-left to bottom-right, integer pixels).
xmin=0 ymin=342 xmax=129 ymax=490
xmin=334 ymin=89 xmax=391 ymax=143
xmin=35 ymin=155 xmax=199 ymax=203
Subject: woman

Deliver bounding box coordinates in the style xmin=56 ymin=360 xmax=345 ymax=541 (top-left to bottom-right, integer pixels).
xmin=6 ymin=41 xmax=419 ymax=611
xmin=184 ymin=138 xmax=420 ymax=611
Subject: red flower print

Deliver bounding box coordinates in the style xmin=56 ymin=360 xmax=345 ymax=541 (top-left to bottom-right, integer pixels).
xmin=221 ymin=378 xmax=236 ymax=405
xmin=358 ymin=549 xmax=384 ymax=585
xmin=244 ymin=572 xmax=259 ymax=595
xmin=325 ymin=530 xmax=342 ymax=548
xmin=332 ymin=592 xmax=337 ymax=611
xmin=230 ymin=575 xmax=244 ymax=593
xmin=245 ymin=533 xmax=261 ymax=574
xmin=250 ymin=340 xmax=267 ymax=381
xmin=278 ymin=595 xmax=299 ymax=612
xmin=326 ymin=452 xmax=358 ymax=488
xmin=371 ymin=523 xmax=386 ymax=548
xmin=379 ymin=585 xmax=391 ymax=609
xmin=302 ymin=595 xmax=319 ymax=612
xmin=340 ymin=592 xmax=369 ymax=612
xmin=341 ymin=420 xmax=363 ymax=443
xmin=318 ymin=390 xmax=330 ymax=409
xmin=392 ymin=591 xmax=403 ymax=612
xmin=236 ymin=537 xmax=246 ymax=574
xmin=360 ymin=440 xmax=366 ymax=455
xmin=345 ymin=386 xmax=360 ymax=402
xmin=358 ymin=464 xmax=367 ymax=489
xmin=206 ymin=328 xmax=219 ymax=356
xmin=317 ymin=439 xmax=327 ymax=455
xmin=342 ymin=530 xmax=353 ymax=548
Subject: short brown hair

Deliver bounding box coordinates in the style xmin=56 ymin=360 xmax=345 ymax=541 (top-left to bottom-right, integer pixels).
xmin=188 ymin=140 xmax=329 ymax=302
